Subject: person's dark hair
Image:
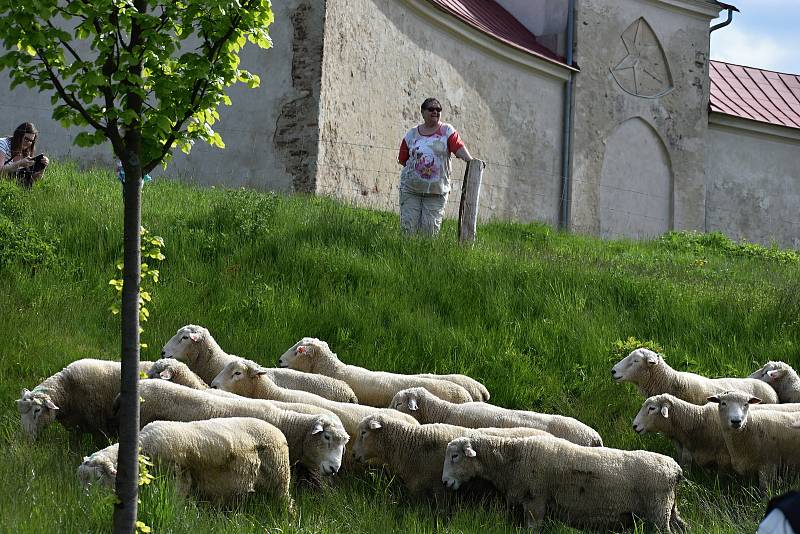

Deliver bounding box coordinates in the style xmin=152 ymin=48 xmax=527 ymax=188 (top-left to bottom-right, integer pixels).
xmin=10 ymin=122 xmax=38 ymax=157
xmin=421 ymin=98 xmax=441 ymax=112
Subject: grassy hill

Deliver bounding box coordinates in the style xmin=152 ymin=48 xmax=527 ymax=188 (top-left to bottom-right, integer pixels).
xmin=1 ymin=162 xmax=798 ymax=533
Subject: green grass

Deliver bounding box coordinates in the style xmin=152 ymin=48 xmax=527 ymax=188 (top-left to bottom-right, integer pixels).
xmin=1 ymin=162 xmax=799 ymax=532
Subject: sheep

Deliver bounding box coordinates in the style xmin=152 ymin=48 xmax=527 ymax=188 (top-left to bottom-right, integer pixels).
xmin=135 ymin=379 xmax=349 ymax=475
xmin=632 ymin=394 xmax=731 ymax=470
xmin=413 ymin=373 xmax=490 ymax=402
xmin=442 ymin=435 xmax=687 ymax=532
xmin=17 ymin=358 xmax=154 ymax=440
xmin=351 ymin=412 xmax=548 ymax=495
xmin=611 ymin=348 xmax=779 ymax=405
xmin=390 ymin=387 xmax=602 ymax=447
xmin=210 ymin=358 xmax=420 ymax=459
xmin=749 ymin=361 xmax=800 ymax=403
xmin=145 ymin=358 xmax=209 ymax=389
xmin=709 ymin=390 xmax=800 ymax=488
xmin=278 ymin=338 xmax=473 ymax=407
xmin=77 ymin=417 xmax=294 ymax=509
xmin=162 ymin=325 xmax=358 ymax=402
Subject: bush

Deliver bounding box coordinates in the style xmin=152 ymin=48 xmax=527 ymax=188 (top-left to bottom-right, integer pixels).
xmin=659 ymin=231 xmax=800 ymax=264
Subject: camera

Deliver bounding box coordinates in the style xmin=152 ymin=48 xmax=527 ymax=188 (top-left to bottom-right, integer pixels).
xmin=30 ymin=153 xmax=46 ymax=173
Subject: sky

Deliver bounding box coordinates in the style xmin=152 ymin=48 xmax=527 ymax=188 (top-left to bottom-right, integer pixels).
xmin=709 ymin=0 xmax=800 ymax=74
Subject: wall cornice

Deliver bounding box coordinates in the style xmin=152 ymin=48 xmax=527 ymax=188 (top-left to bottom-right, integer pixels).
xmin=641 ymin=0 xmax=723 ymax=20
xmin=400 ymin=0 xmax=576 ymax=82
xmin=709 ymin=112 xmax=800 ymax=142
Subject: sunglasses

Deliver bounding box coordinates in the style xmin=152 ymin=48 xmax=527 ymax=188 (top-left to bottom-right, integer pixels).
xmin=424 ymin=107 xmax=442 ymax=113
xmin=23 ymin=135 xmax=36 ymax=143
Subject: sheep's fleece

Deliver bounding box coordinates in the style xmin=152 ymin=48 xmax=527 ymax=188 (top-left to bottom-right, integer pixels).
xmin=749 ymin=361 xmax=800 ymax=403
xmin=443 ymin=435 xmax=687 ymax=532
xmin=78 ymin=417 xmax=293 ymax=507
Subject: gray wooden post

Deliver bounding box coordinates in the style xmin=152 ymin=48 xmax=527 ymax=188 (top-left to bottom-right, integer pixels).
xmin=458 ymin=159 xmax=485 ymax=244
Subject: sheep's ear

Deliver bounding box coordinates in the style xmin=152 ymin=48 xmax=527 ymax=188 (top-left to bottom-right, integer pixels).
xmin=106 ymin=465 xmax=117 ymax=477
xmin=660 ymin=404 xmax=669 ymax=418
xmin=407 ymin=399 xmax=419 ymax=411
xmin=20 ymin=388 xmax=31 ymax=399
xmin=311 ymin=422 xmax=325 ymax=435
xmin=189 ymin=332 xmax=201 ymax=342
xmin=368 ymin=419 xmax=382 ymax=430
xmin=44 ymin=399 xmax=59 ymax=410
xmin=296 ymin=346 xmax=307 ymax=355
xmin=159 ymin=369 xmax=173 ymax=380
xmin=254 ymin=367 xmax=270 ymax=376
xmin=83 ymin=456 xmax=91 ymax=463
xmin=767 ymin=369 xmax=786 ymax=380
xmin=463 ymin=444 xmax=477 ymax=458
xmin=748 ymin=397 xmax=762 ymax=405
xmin=707 ymin=396 xmax=720 ymax=404
xmin=645 ymin=354 xmax=660 ymax=366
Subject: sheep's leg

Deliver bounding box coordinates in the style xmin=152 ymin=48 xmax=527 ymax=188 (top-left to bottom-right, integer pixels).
xmin=669 ymin=500 xmax=688 ymax=533
xmin=522 ymin=494 xmax=546 ymax=530
xmin=758 ymin=464 xmax=778 ymax=492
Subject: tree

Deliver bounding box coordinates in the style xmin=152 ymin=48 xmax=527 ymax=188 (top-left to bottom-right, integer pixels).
xmin=0 ymin=0 xmax=273 ymax=530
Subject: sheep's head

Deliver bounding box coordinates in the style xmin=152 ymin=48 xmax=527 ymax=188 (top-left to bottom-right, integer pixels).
xmin=354 ymin=414 xmax=395 ymax=464
xmin=611 ymin=348 xmax=660 ymax=384
xmin=211 ymin=358 xmax=266 ymax=395
xmin=708 ymin=390 xmax=761 ymax=430
xmin=390 ymin=387 xmax=431 ymax=420
xmin=161 ymin=324 xmax=207 ymax=363
xmin=77 ymin=445 xmax=119 ymax=489
xmin=442 ymin=437 xmax=478 ymax=490
xmin=302 ymin=415 xmax=349 ymax=475
xmin=632 ymin=394 xmax=673 ymax=434
xmin=278 ymin=338 xmax=333 ymax=373
xmin=749 ymin=361 xmax=793 ymax=385
xmin=17 ymin=388 xmax=59 ymax=439
xmin=146 ymin=358 xmax=185 ymax=381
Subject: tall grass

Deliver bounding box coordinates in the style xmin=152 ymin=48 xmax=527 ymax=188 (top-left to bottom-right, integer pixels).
xmin=1 ymin=162 xmax=798 ymax=532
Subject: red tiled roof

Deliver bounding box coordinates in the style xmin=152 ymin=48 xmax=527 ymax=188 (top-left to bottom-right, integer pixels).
xmin=710 ymin=60 xmax=800 ymax=130
xmin=426 ymin=0 xmax=571 ymax=69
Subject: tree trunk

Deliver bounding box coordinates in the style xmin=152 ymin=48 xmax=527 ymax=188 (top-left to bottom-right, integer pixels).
xmin=113 ymin=162 xmax=142 ymax=533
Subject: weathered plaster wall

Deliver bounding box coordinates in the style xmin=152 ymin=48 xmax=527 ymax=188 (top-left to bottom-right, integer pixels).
xmin=570 ymin=0 xmax=719 ymax=239
xmin=316 ymin=0 xmax=567 ymax=225
xmin=706 ymin=116 xmax=800 ymax=248
xmin=0 ymin=0 xmax=323 ymax=191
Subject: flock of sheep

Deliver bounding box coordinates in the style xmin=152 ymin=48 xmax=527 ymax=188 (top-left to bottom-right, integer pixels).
xmin=15 ymin=325 xmax=800 ymax=531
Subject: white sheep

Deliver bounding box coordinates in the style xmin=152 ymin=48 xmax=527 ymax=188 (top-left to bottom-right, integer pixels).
xmin=17 ymin=358 xmax=154 ymax=440
xmin=145 ymin=358 xmax=209 ymax=389
xmin=443 ymin=435 xmax=687 ymax=532
xmin=709 ymin=390 xmax=800 ymax=488
xmin=390 ymin=387 xmax=602 ymax=447
xmin=136 ymin=379 xmax=349 ymax=475
xmin=749 ymin=361 xmax=800 ymax=403
xmin=414 ymin=373 xmax=490 ymax=402
xmin=352 ymin=412 xmax=548 ymax=495
xmin=278 ymin=338 xmax=473 ymax=407
xmin=162 ymin=325 xmax=358 ymax=402
xmin=632 ymin=394 xmax=731 ymax=470
xmin=611 ymin=348 xmax=779 ymax=404
xmin=77 ymin=417 xmax=294 ymax=509
xmin=210 ymin=358 xmax=420 ymax=460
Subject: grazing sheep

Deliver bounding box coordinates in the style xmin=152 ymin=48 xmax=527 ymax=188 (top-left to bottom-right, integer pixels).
xmin=414 ymin=373 xmax=490 ymax=402
xmin=136 ymin=379 xmax=348 ymax=475
xmin=351 ymin=413 xmax=548 ymax=495
xmin=78 ymin=418 xmax=294 ymax=509
xmin=611 ymin=348 xmax=779 ymax=405
xmin=749 ymin=361 xmax=800 ymax=403
xmin=17 ymin=358 xmax=154 ymax=440
xmin=162 ymin=325 xmax=358 ymax=402
xmin=632 ymin=394 xmax=731 ymax=470
xmin=390 ymin=387 xmax=602 ymax=447
xmin=145 ymin=358 xmax=209 ymax=389
xmin=211 ymin=358 xmax=420 ymax=458
xmin=278 ymin=338 xmax=473 ymax=407
xmin=443 ymin=435 xmax=687 ymax=532
xmin=709 ymin=390 xmax=800 ymax=488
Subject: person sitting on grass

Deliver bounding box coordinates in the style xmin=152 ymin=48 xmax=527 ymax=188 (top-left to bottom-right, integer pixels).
xmin=0 ymin=122 xmax=49 ymax=188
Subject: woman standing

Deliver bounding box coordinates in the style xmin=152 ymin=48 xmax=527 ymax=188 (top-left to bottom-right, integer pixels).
xmin=0 ymin=122 xmax=49 ymax=188
xmin=398 ymin=98 xmax=472 ymax=236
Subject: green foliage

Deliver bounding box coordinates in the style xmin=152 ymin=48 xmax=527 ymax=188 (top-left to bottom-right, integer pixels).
xmin=660 ymin=231 xmax=800 ymax=264
xmin=0 ymin=181 xmax=55 ymax=269
xmin=109 ymin=226 xmax=164 ymax=348
xmin=0 ymin=0 xmax=274 ymax=172
xmin=207 ymin=189 xmax=281 ymax=236
xmin=610 ymin=336 xmax=664 ymax=360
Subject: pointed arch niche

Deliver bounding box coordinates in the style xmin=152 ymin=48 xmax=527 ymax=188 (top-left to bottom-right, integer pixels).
xmin=598 ymin=118 xmax=673 ymax=239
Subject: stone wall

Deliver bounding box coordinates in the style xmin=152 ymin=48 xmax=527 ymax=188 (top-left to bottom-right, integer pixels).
xmin=706 ymin=114 xmax=800 ymax=248
xmin=569 ymin=0 xmax=721 ymax=238
xmin=315 ymin=0 xmax=568 ymax=225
